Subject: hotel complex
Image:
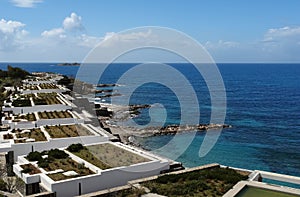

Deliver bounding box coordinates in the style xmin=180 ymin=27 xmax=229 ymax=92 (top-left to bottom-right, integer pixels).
xmin=0 ymin=72 xmax=169 ymax=196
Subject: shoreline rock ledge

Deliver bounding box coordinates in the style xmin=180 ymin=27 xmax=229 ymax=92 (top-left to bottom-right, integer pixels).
xmin=154 ymin=124 xmax=232 ymax=136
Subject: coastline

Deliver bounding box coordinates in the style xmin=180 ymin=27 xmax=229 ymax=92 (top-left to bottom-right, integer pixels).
xmin=95 ymin=101 xmax=231 ymax=151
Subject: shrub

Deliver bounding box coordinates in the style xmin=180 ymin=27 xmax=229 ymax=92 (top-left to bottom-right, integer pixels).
xmin=41 ymin=150 xmax=49 ymax=155
xmin=48 ymin=149 xmax=68 ymax=159
xmin=38 ymin=160 xmax=49 ymax=168
xmin=21 ymin=168 xmax=32 ymax=174
xmin=27 ymin=151 xmax=42 ymax=162
xmin=67 ymin=143 xmax=84 ymax=152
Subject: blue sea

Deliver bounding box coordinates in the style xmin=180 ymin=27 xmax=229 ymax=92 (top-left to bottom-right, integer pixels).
xmin=1 ymin=63 xmax=299 ymax=177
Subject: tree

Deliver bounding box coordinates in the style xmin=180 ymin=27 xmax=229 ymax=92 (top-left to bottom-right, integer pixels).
xmin=7 ymin=65 xmax=30 ymax=79
xmin=0 ymin=163 xmax=23 ymax=193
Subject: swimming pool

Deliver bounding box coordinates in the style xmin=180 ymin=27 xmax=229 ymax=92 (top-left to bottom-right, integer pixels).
xmin=235 ymin=186 xmax=300 ymax=197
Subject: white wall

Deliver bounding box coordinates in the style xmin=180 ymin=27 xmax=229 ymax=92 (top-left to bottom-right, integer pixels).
xmin=13 ymin=164 xmax=41 ymax=184
xmin=36 ymin=118 xmax=84 ymax=127
xmin=22 ymin=88 xmax=67 ymax=94
xmin=9 ymin=135 xmax=109 ymax=161
xmin=44 ymin=161 xmax=169 ymax=197
xmin=3 ymin=104 xmax=72 ymax=114
xmin=4 ymin=118 xmax=84 ymax=130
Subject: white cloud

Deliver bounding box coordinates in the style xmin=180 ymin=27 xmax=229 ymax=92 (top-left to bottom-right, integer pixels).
xmin=2 ymin=15 xmax=300 ymax=63
xmin=261 ymin=26 xmax=300 ymax=61
xmin=100 ymin=29 xmax=155 ymax=48
xmin=0 ymin=18 xmax=28 ymax=51
xmin=102 ymin=32 xmax=116 ymax=41
xmin=42 ymin=13 xmax=84 ymax=39
xmin=0 ymin=19 xmax=25 ymax=33
xmin=265 ymin=26 xmax=300 ymax=40
xmin=41 ymin=28 xmax=65 ymax=38
xmin=205 ymin=40 xmax=239 ymax=49
xmin=204 ymin=26 xmax=300 ymax=62
xmin=10 ymin=0 xmax=43 ymax=8
xmin=77 ymin=34 xmax=102 ymax=47
xmin=40 ymin=13 xmax=99 ymax=50
xmin=63 ymin=13 xmax=83 ymax=31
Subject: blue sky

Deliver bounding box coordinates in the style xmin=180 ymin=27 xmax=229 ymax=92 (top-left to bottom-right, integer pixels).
xmin=1 ymin=0 xmax=300 ymax=62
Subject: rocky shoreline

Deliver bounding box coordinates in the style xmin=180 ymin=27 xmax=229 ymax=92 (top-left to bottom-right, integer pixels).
xmin=71 ymin=82 xmax=232 ymax=147
xmin=153 ymin=123 xmax=232 ymax=136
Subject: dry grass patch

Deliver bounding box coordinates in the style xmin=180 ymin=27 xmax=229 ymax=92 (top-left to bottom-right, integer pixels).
xmin=16 ymin=113 xmax=36 ymax=121
xmin=39 ymin=83 xmax=59 ymax=89
xmin=15 ymin=128 xmax=47 ymax=143
xmin=86 ymin=143 xmax=150 ymax=168
xmin=45 ymin=157 xmax=94 ymax=181
xmin=38 ymin=111 xmax=72 ymax=119
xmin=20 ymin=164 xmax=41 ymax=175
xmin=45 ymin=125 xmax=93 ymax=138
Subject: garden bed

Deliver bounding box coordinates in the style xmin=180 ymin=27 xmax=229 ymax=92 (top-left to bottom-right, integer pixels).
xmin=142 ymin=167 xmax=248 ymax=197
xmin=25 ymin=149 xmax=94 ymax=181
xmin=67 ymin=144 xmax=111 ymax=170
xmin=12 ymin=99 xmax=31 ymax=107
xmin=20 ymin=164 xmax=41 ymax=175
xmin=22 ymin=85 xmax=39 ymax=90
xmin=84 ymin=143 xmax=150 ymax=168
xmin=38 ymin=111 xmax=72 ymax=119
xmin=16 ymin=113 xmax=36 ymax=121
xmin=33 ymin=93 xmax=61 ymax=105
xmin=39 ymin=83 xmax=59 ymax=89
xmin=19 ymin=93 xmax=35 ymax=99
xmin=3 ymin=133 xmax=13 ymax=139
xmin=15 ymin=128 xmax=47 ymax=143
xmin=45 ymin=124 xmax=93 ymax=138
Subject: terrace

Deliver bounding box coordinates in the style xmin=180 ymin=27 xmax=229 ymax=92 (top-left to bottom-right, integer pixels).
xmin=68 ymin=143 xmax=151 ymax=169
xmin=2 ymin=128 xmax=47 ymax=143
xmin=39 ymin=83 xmax=59 ymax=89
xmin=38 ymin=111 xmax=72 ymax=119
xmin=12 ymin=128 xmax=47 ymax=143
xmin=12 ymin=142 xmax=169 ymax=197
xmin=44 ymin=124 xmax=93 ymax=138
xmin=12 ymin=98 xmax=32 ymax=107
xmin=20 ymin=163 xmax=41 ymax=175
xmin=25 ymin=149 xmax=95 ymax=181
xmin=33 ymin=93 xmax=62 ymax=105
xmin=3 ymin=113 xmax=36 ymax=123
xmin=22 ymin=85 xmax=39 ymax=90
xmin=140 ymin=165 xmax=248 ymax=197
xmin=15 ymin=113 xmax=37 ymax=121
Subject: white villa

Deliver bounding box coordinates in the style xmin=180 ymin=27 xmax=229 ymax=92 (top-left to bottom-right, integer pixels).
xmin=13 ymin=142 xmax=169 ymax=197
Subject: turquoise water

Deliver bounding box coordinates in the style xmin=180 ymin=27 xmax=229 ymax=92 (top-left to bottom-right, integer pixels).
xmin=1 ymin=63 xmax=299 ymax=177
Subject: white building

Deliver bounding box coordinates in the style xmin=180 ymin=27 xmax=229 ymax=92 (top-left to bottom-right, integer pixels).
xmin=13 ymin=142 xmax=170 ymax=197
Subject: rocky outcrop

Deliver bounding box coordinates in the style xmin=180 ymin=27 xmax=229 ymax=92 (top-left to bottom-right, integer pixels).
xmin=152 ymin=124 xmax=232 ymax=136
xmin=129 ymin=104 xmax=151 ymax=115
